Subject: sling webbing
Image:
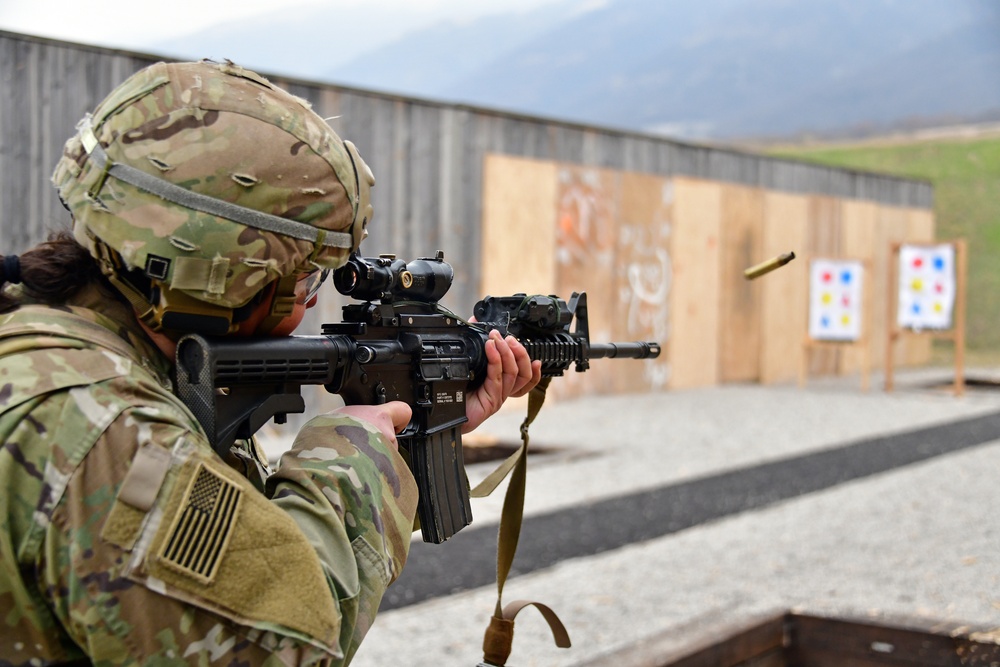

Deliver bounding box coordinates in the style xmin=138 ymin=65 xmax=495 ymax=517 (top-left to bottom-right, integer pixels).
xmin=472 ymin=378 xmax=571 ymax=666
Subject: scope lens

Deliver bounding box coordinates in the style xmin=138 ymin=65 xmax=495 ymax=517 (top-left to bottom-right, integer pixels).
xmin=333 ymin=265 xmax=359 ymax=294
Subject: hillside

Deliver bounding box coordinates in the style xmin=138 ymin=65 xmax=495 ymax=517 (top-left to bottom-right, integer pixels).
xmin=324 ymin=0 xmax=1000 ymax=140
xmin=146 ymin=0 xmax=1000 ymax=142
xmin=766 ymin=129 xmax=1000 ymax=355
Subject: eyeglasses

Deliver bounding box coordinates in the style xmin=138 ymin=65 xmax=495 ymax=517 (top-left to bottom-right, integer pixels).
xmin=301 ymin=269 xmax=330 ymax=303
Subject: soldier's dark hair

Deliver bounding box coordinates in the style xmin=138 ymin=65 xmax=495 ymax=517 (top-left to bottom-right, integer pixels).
xmin=0 ymin=230 xmax=104 ymax=312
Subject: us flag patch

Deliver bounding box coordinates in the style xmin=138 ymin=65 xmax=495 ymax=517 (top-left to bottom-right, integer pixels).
xmin=159 ymin=463 xmax=242 ymax=583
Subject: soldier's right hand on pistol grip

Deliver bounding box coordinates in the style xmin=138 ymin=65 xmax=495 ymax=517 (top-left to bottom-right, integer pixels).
xmin=333 ymin=402 xmax=413 ymax=450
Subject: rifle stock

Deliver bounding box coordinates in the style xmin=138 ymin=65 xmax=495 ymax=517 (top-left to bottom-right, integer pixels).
xmin=176 ymin=252 xmax=660 ymax=543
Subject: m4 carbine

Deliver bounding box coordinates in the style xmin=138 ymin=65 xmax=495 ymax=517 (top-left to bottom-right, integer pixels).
xmin=175 ymin=252 xmax=660 ymax=543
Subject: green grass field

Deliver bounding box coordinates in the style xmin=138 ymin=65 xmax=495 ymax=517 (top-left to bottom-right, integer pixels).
xmin=767 ymin=133 xmax=1000 ymax=360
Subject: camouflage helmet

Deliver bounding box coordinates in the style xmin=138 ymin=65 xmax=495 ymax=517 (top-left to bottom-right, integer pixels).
xmin=52 ymin=59 xmax=374 ymax=335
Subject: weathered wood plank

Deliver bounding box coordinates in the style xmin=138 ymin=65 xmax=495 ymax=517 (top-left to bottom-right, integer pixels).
xmin=670 ymin=177 xmax=722 ymax=389
xmin=718 ymin=184 xmax=765 ymax=383
xmin=759 ymin=192 xmax=810 ymax=385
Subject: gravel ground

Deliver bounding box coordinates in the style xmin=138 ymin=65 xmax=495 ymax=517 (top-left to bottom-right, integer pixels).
xmin=345 ymin=367 xmax=1000 ymax=666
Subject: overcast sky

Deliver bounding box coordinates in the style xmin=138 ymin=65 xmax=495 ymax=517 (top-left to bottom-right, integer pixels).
xmin=0 ymin=0 xmax=568 ymax=50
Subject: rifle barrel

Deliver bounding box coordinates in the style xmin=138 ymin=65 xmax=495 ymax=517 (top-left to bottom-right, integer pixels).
xmin=589 ymin=341 xmax=661 ymax=359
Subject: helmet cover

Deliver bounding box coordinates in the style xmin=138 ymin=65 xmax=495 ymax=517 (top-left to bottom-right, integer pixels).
xmin=52 ymin=60 xmax=374 ymax=333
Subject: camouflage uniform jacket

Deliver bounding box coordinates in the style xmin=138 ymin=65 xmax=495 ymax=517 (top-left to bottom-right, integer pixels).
xmin=0 ymin=284 xmax=419 ymax=666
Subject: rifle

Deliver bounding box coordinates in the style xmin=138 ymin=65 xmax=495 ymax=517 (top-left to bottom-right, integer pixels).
xmin=175 ymin=251 xmax=661 ymax=543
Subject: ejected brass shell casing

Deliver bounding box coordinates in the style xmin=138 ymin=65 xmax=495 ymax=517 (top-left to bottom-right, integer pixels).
xmin=743 ymin=251 xmax=796 ymax=280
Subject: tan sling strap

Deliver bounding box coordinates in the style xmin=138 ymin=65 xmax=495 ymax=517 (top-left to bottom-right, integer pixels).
xmin=471 ymin=377 xmax=571 ymax=666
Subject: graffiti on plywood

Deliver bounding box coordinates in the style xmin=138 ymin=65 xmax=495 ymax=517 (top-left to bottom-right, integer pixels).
xmin=617 ymin=179 xmax=673 ymax=389
xmin=555 ymin=166 xmax=672 ymax=391
xmin=556 ymin=167 xmax=618 ymax=271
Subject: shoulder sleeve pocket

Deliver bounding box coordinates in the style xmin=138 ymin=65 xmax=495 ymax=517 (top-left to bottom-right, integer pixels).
xmin=138 ymin=456 xmax=342 ymax=652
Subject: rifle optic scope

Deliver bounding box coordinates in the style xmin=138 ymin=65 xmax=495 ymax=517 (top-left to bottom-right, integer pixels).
xmin=333 ymin=251 xmax=454 ymax=303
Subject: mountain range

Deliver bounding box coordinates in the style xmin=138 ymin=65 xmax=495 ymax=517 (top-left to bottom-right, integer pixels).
xmin=153 ymin=0 xmax=1000 ymax=141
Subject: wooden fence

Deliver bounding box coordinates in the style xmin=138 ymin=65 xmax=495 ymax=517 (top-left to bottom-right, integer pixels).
xmin=0 ymin=30 xmax=936 ymax=403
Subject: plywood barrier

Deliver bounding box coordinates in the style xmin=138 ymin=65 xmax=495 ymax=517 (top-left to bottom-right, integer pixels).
xmin=552 ymin=164 xmax=622 ymax=399
xmin=718 ymin=184 xmax=764 ymax=383
xmin=481 ymin=155 xmax=671 ymax=400
xmin=480 ymin=153 xmax=933 ymax=397
xmin=481 ymin=154 xmax=558 ymax=297
xmin=759 ymin=192 xmax=809 ymax=385
xmin=610 ymin=171 xmax=673 ymax=393
xmin=669 ymin=178 xmax=722 ymax=389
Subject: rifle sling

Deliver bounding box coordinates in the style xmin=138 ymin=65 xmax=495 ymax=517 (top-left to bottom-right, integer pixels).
xmin=476 ymin=377 xmax=571 ymax=666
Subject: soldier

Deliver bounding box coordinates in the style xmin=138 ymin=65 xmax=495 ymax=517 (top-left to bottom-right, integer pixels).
xmin=0 ymin=60 xmax=539 ymax=665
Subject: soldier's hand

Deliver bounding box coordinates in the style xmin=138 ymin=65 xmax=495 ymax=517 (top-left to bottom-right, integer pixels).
xmin=463 ymin=329 xmax=541 ymax=433
xmin=335 ymin=402 xmax=412 ymax=450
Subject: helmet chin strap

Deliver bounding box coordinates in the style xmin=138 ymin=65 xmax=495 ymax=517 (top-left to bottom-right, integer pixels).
xmin=87 ymin=235 xmax=159 ymax=329
xmin=86 ymin=235 xmax=244 ymax=336
xmin=88 ymin=231 xmax=308 ymax=337
xmin=255 ymin=274 xmax=300 ymax=335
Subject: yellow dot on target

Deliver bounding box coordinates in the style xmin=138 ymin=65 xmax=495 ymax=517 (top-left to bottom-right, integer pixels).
xmin=841 ymin=315 xmax=851 ymax=326
xmin=911 ymin=278 xmax=923 ymax=291
xmin=821 ymin=292 xmax=832 ymax=305
xmin=934 ymin=302 xmax=943 ymax=313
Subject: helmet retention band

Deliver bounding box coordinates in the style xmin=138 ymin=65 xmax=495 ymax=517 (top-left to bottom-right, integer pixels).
xmin=79 ymin=115 xmax=355 ymax=254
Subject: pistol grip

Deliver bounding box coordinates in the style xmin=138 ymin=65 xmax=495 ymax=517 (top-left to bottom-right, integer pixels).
xmin=403 ymin=427 xmax=473 ymax=543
